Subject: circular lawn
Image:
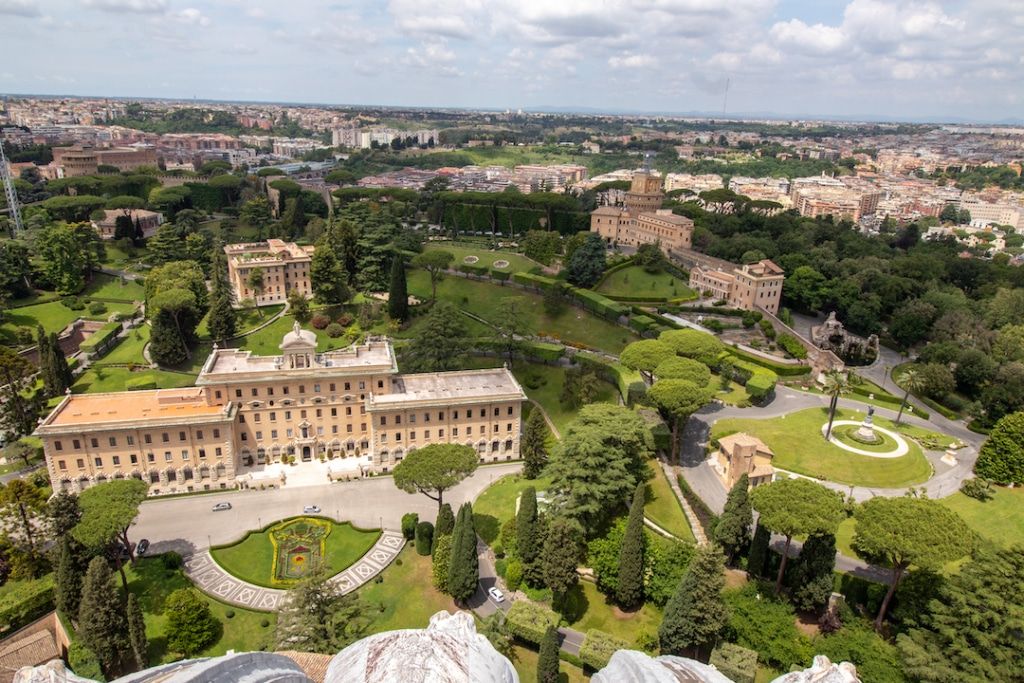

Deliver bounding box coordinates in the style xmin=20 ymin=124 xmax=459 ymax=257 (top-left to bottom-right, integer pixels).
xmin=210 ymin=516 xmax=381 ymax=588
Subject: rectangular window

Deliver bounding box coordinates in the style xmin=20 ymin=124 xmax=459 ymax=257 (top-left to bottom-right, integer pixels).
xmin=425 ymin=429 xmax=430 ymax=438
xmin=112 ymin=455 xmax=120 ymax=465
xmin=283 ymin=386 xmax=289 ymax=395
xmin=162 ymin=433 xmax=169 ymax=443
xmin=270 ymin=412 xmax=276 ymax=421
xmin=467 ymin=426 xmax=472 ymax=435
xmin=380 ymin=416 xmax=387 ymax=426
xmin=73 ymin=439 xmax=81 ymax=449
xmin=317 ymin=427 xmax=324 ymax=435
xmin=409 ymin=414 xmax=416 ymax=424
xmin=130 ymin=454 xmax=137 ymax=465
xmin=331 ymin=408 xmax=338 ymax=417
xmin=439 ymin=429 xmax=444 ymax=438
xmin=197 ymin=430 xmax=204 ymax=440
xmin=198 ymin=449 xmax=206 ymax=459
xmin=181 ymin=450 xmax=189 ymax=460
xmin=235 ymin=389 xmax=242 ymax=398
xmin=251 ymin=387 xmax=258 ymax=397
xmin=241 ymin=433 xmax=248 ymax=441
xmin=256 ymin=431 xmax=263 ymax=440
xmin=346 ymin=424 xmax=352 ymax=433
xmin=333 ymin=425 xmax=339 ymax=434
xmin=494 ymin=407 xmax=500 ymax=416
xmin=360 ymin=423 xmax=366 ymax=431
xmin=215 ymin=390 xmax=222 ymax=400
xmin=94 ymin=457 xmax=102 ymax=467
xmin=298 ymin=385 xmax=305 ymax=394
xmin=144 ymin=434 xmax=152 ymax=444
xmin=108 ymin=437 xmax=116 ymax=447
xmin=300 ymin=410 xmax=307 ymax=418
xmin=146 ymin=453 xmax=154 ymax=463
xmin=377 ymin=380 xmax=384 ymax=389
xmin=316 ymin=409 xmax=322 ymax=418
xmin=453 ymin=410 xmax=459 ymax=419
xmin=90 ymin=438 xmax=99 ymax=448
xmin=395 ymin=415 xmax=401 ymax=425
xmin=438 ymin=411 xmax=445 ymax=420
xmin=314 ymin=384 xmax=321 ymax=393
xmin=271 ymin=429 xmax=278 ymax=439
xmin=254 ymin=414 xmax=261 ymax=422
xmin=285 ymin=411 xmax=291 ymax=420
xmin=329 ymin=383 xmax=336 ymax=392
xmin=215 ymin=447 xmax=222 ymax=457
xmin=380 ymin=433 xmax=387 ymax=442
xmin=410 ymin=431 xmax=416 ymax=440
xmin=344 ymin=382 xmax=351 ymax=391
xmin=395 ymin=432 xmax=402 ymax=441
xmin=507 ymin=423 xmax=513 ymax=432
xmin=213 ymin=429 xmax=220 ymax=438
xmin=164 ymin=451 xmax=172 ymax=462
xmin=267 ymin=387 xmax=274 ymax=396
xmin=58 ymin=460 xmax=66 ymax=470
xmin=179 ymin=431 xmax=186 ymax=441
xmin=77 ymin=458 xmax=85 ymax=468
xmin=358 ymin=381 xmax=365 ymax=390
xmin=54 ymin=441 xmax=63 ymax=451
xmin=453 ymin=428 xmax=459 ymax=436
xmin=239 ymin=415 xmax=246 ymax=423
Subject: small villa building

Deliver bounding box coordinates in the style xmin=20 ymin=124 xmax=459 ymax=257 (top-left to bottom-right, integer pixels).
xmin=712 ymin=432 xmax=775 ymax=489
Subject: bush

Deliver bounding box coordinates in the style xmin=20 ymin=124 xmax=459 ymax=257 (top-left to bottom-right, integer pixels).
xmin=959 ymin=477 xmax=993 ymax=501
xmin=87 ymin=301 xmax=107 ymax=316
xmin=580 ymin=629 xmax=630 ymax=671
xmin=0 ymin=574 xmax=55 ymax=633
xmin=745 ymin=372 xmax=778 ymax=401
xmin=401 ymin=513 xmax=418 ymax=540
xmin=63 ymin=296 xmax=85 ymax=311
xmin=225 ymin=610 xmax=235 ymax=619
xmin=325 ymin=323 xmax=344 ymax=338
xmin=311 ymin=314 xmax=330 ymax=329
xmin=165 ymin=588 xmax=219 ymax=656
xmin=415 ymin=521 xmax=434 ymax=555
xmin=68 ymin=642 xmax=105 ymax=682
xmin=709 ymin=643 xmax=758 ymax=683
xmin=336 ymin=313 xmax=354 ymax=326
xmin=161 ymin=552 xmax=184 ymax=569
xmin=723 ymin=583 xmax=813 ymax=671
xmin=777 ymin=333 xmax=808 ymax=359
xmin=505 ymin=601 xmax=559 ymax=645
xmin=260 ymin=618 xmax=270 ymax=627
xmin=758 ymin=318 xmax=775 ymax=339
xmin=505 ymin=559 xmax=523 ymax=592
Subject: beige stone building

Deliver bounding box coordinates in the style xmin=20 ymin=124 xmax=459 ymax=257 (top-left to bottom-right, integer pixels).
xmin=689 ymin=259 xmax=785 ymax=315
xmin=35 ymin=328 xmax=527 ymax=495
xmin=91 ymin=209 xmax=164 ymax=239
xmin=52 ymin=145 xmax=157 ymax=176
xmin=590 ymin=171 xmax=694 ymax=254
xmin=225 ymin=239 xmax=315 ymax=307
xmin=712 ymin=433 xmax=774 ymax=489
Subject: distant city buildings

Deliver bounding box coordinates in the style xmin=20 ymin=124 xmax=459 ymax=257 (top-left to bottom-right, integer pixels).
xmin=51 ymin=144 xmax=157 ymax=176
xmin=331 ymin=126 xmax=439 ymax=149
xmin=225 ymin=240 xmax=315 ymax=307
xmin=589 ymin=171 xmax=695 ymax=254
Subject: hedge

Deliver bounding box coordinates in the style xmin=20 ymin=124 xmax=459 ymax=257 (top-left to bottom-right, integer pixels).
xmin=776 ymin=333 xmax=808 ymax=360
xmin=457 ymin=262 xmax=489 ymax=277
xmin=579 ymin=629 xmax=630 ymax=671
xmin=709 ymin=643 xmax=758 ymax=683
xmin=571 ymin=288 xmax=628 ymax=320
xmin=125 ymin=377 xmax=158 ymax=391
xmin=490 ymin=269 xmax=511 ymax=282
xmin=676 ymin=474 xmax=718 ymax=538
xmin=726 ymin=346 xmax=811 ymax=376
xmin=505 ymin=601 xmax=559 ymax=645
xmin=575 ymin=352 xmax=645 ymax=404
xmin=629 ymin=315 xmax=656 ymax=333
xmin=0 ymin=574 xmax=55 ymax=635
xmin=512 ymin=272 xmax=558 ymax=290
xmin=745 ymin=371 xmax=778 ymax=400
xmin=77 ymin=321 xmax=121 ymax=358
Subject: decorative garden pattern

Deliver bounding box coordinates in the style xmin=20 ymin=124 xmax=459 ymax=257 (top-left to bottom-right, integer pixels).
xmin=269 ymin=517 xmax=332 ymax=583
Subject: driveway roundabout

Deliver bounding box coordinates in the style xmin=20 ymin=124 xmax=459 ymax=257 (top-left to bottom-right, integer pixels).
xmin=822 ymin=420 xmax=910 ymax=458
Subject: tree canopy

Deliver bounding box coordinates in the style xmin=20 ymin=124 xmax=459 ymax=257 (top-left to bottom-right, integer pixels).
xmin=392 ymin=444 xmax=479 ymax=508
xmin=973 ymin=411 xmax=1024 ymax=484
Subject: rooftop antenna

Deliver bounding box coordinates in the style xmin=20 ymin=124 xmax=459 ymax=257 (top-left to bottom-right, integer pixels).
xmin=722 ymin=77 xmax=730 ymax=116
xmin=0 ymin=141 xmax=24 ymax=236
xmin=642 ymin=151 xmax=653 ymax=173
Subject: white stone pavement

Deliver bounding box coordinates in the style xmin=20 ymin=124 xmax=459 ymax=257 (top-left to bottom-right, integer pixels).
xmin=183 ymin=530 xmax=406 ymax=611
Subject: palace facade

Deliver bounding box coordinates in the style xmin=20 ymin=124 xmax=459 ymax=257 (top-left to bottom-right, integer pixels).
xmin=35 ymin=326 xmax=527 ymax=495
xmin=589 ymin=171 xmax=695 ymax=254
xmin=688 ymin=259 xmax=785 ymax=315
xmin=225 ymin=240 xmax=315 ymax=307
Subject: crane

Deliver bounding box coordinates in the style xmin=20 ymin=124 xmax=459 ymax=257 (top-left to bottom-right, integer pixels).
xmin=0 ymin=139 xmax=24 ymax=236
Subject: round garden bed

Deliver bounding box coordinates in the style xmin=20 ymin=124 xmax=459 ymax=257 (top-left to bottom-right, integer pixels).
xmin=209 ymin=516 xmax=381 ymax=588
xmin=821 ymin=421 xmax=910 ymax=458
xmin=492 ymin=259 xmax=511 ymax=269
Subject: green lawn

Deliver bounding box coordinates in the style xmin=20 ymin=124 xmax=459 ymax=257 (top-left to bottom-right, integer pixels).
xmin=392 ymin=308 xmax=494 ymax=339
xmin=97 ymin=325 xmax=150 ymax=365
xmin=473 ymin=473 xmax=554 ymax=545
xmin=357 ymin=544 xmax=460 ymax=635
xmin=210 ymin=518 xmax=380 ymax=588
xmin=425 ymin=243 xmax=542 ymax=274
xmin=233 ymin=314 xmax=358 ymax=356
xmin=708 ymin=374 xmax=748 ymax=406
xmin=125 ymin=556 xmax=276 ymax=665
xmin=407 ymin=269 xmax=637 ymax=354
xmin=197 ymin=304 xmax=285 ymax=340
xmin=564 ymin=580 xmax=662 ymax=647
xmin=0 ymin=300 xmax=136 ymax=342
xmin=512 ymin=363 xmax=617 ymax=437
xmin=597 ymin=265 xmax=696 ymax=300
xmin=710 ymin=407 xmax=934 ymax=488
xmin=645 ymin=462 xmax=696 ymax=543
xmin=72 ymin=367 xmax=198 ymax=394
xmin=511 ymin=644 xmax=589 ymax=683
xmin=938 ymin=487 xmax=1024 ymax=547
xmin=82 ymin=273 xmax=145 ymax=302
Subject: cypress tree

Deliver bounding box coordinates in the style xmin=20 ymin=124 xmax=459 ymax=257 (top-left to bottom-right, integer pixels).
xmin=537 ymin=625 xmax=560 ymax=683
xmin=714 ymin=473 xmax=752 ymax=566
xmin=658 ymin=543 xmax=728 ymax=661
xmin=78 ymin=556 xmax=127 ymax=671
xmin=432 ymin=503 xmax=455 ymax=554
xmin=50 ymin=332 xmax=73 ymax=394
xmin=541 ymin=516 xmax=581 ymax=607
xmin=516 ymin=487 xmax=540 ymax=584
xmin=616 ymin=482 xmax=646 ymax=609
xmin=746 ymin=523 xmax=770 ymax=578
xmin=415 ymin=521 xmax=434 ymax=556
xmin=447 ymin=503 xmax=479 ymax=603
xmin=387 ymin=255 xmax=409 ymax=322
xmin=431 ymin=534 xmax=452 ymax=592
xmin=55 ymin=536 xmax=83 ymax=618
xmin=789 ymin=533 xmax=837 ymax=612
xmin=36 ymin=326 xmax=54 ymax=397
xmin=207 ymin=243 xmax=237 ymax=344
xmin=521 ymin=409 xmax=549 ymax=479
xmin=126 ymin=592 xmax=148 ymax=670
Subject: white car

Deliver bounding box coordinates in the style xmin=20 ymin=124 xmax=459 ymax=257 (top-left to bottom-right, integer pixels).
xmin=488 ymin=587 xmax=505 ymax=603
xmin=303 ymin=505 xmax=322 ymax=514
xmin=212 ymin=502 xmax=232 ymax=512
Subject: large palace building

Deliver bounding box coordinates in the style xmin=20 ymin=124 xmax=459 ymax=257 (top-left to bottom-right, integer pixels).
xmin=225 ymin=240 xmax=315 ymax=307
xmin=589 ymin=170 xmax=695 ymax=254
xmin=35 ymin=325 xmax=527 ymax=495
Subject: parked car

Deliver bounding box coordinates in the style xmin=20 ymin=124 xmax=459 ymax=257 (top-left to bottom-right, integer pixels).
xmin=136 ymin=539 xmax=150 ymax=556
xmin=212 ymin=502 xmax=232 ymax=511
xmin=115 ymin=542 xmax=136 ymax=561
xmin=488 ymin=587 xmax=505 ymax=603
xmin=303 ymin=505 xmax=322 ymax=514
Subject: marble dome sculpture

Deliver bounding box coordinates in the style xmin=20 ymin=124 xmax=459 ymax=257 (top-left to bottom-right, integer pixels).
xmin=591 ymin=650 xmax=861 ymax=683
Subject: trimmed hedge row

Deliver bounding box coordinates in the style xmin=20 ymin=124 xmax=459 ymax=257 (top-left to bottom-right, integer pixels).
xmin=575 ymin=352 xmax=646 ymax=405
xmin=676 ymin=474 xmax=719 ymax=538
xmin=78 ymin=321 xmax=121 ymax=358
xmin=580 ymin=629 xmax=630 ymax=670
xmin=505 ymin=601 xmax=559 ymax=645
xmin=512 ymin=272 xmax=558 ymax=290
xmin=473 ymin=339 xmax=565 ymax=363
xmin=0 ymin=574 xmax=55 ymax=635
xmin=571 ymin=288 xmax=628 ymax=320
xmin=726 ymin=346 xmax=811 ymax=376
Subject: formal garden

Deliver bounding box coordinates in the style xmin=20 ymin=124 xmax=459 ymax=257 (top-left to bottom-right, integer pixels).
xmin=210 ymin=517 xmax=381 ymax=588
xmin=596 ymin=265 xmax=696 ymax=301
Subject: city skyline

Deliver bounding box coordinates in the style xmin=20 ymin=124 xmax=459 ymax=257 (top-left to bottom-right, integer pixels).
xmin=0 ymin=0 xmax=1020 ymax=123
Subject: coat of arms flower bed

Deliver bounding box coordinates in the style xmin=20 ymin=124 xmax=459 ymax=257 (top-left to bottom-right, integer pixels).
xmin=270 ymin=517 xmax=332 ymax=583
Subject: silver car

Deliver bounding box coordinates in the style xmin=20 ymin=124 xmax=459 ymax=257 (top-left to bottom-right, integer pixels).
xmin=212 ymin=502 xmax=232 ymax=512
xmin=303 ymin=505 xmax=322 ymax=514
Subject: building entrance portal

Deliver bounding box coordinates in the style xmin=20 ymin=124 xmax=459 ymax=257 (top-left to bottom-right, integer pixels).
xmin=302 ymin=445 xmax=312 ymax=462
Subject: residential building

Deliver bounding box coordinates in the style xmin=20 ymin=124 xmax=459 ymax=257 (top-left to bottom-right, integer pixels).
xmin=689 ymin=259 xmax=785 ymax=315
xmin=35 ymin=331 xmax=526 ymax=495
xmin=225 ymin=239 xmax=315 ymax=307
xmin=90 ymin=209 xmax=163 ymax=239
xmin=711 ymin=433 xmax=775 ymax=489
xmin=663 ymin=173 xmax=724 ymax=194
xmin=959 ymin=198 xmax=1023 ymax=230
xmin=590 ymin=171 xmax=695 ymax=253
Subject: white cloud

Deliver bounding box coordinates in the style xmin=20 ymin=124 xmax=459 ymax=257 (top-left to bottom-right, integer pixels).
xmin=0 ymin=0 xmax=38 ymax=16
xmin=83 ymin=0 xmax=167 ymax=12
xmin=174 ymin=8 xmax=210 ymax=26
xmin=608 ymin=52 xmax=656 ymax=69
xmin=770 ymin=19 xmax=846 ymax=54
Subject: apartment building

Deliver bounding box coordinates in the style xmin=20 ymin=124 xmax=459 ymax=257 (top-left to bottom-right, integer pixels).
xmin=35 ymin=331 xmax=527 ymax=495
xmin=590 ymin=171 xmax=695 ymax=253
xmin=689 ymin=259 xmax=785 ymax=315
xmin=225 ymin=240 xmax=315 ymax=307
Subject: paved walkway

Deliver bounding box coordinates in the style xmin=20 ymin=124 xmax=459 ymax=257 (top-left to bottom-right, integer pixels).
xmin=183 ymin=530 xmax=405 ymax=610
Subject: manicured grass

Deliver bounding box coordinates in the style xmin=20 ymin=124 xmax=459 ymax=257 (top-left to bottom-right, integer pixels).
xmin=392 ymin=308 xmax=494 ymax=339
xmin=97 ymin=325 xmax=149 ymax=365
xmin=233 ymin=314 xmax=357 ymax=356
xmin=511 ymin=644 xmax=588 ymax=683
xmin=512 ymin=362 xmax=616 ymax=437
xmin=835 ymin=518 xmax=857 ymax=559
xmin=938 ymin=487 xmax=1024 ymax=547
xmin=72 ymin=367 xmax=197 ymax=394
xmin=210 ymin=518 xmax=381 ymax=588
xmin=710 ymin=407 xmax=934 ymax=488
xmin=831 ymin=425 xmax=901 ymax=453
xmin=473 ymin=473 xmax=554 ymax=545
xmin=708 ymin=374 xmax=748 ymax=406
xmin=425 ymin=243 xmax=542 ymax=273
xmin=357 ymin=544 xmax=459 ymax=635
xmin=197 ymin=303 xmax=285 ymax=340
xmin=0 ymin=300 xmax=136 ymax=342
xmin=407 ymin=269 xmax=637 ymax=354
xmin=82 ymin=273 xmax=145 ymax=301
xmin=564 ymin=580 xmax=662 ymax=647
xmin=645 ymin=462 xmax=696 ymax=543
xmin=597 ymin=265 xmax=696 ymax=300
xmin=125 ymin=556 xmax=276 ymax=665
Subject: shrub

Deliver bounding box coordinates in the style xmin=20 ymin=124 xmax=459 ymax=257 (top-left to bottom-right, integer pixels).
xmin=87 ymin=301 xmax=107 ymax=316
xmin=505 ymin=559 xmax=523 ymax=591
xmin=401 ymin=513 xmax=418 ymax=540
xmin=0 ymin=574 xmax=55 ymax=633
xmin=745 ymin=372 xmax=778 ymax=401
xmin=63 ymin=297 xmax=85 ymax=311
xmin=710 ymin=643 xmax=758 ymax=683
xmin=260 ymin=618 xmax=270 ymax=628
xmin=758 ymin=318 xmax=775 ymax=339
xmin=311 ymin=314 xmax=330 ymax=329
xmin=165 ymin=588 xmax=219 ymax=656
xmin=777 ymin=333 xmax=808 ymax=359
xmin=161 ymin=552 xmax=183 ymax=569
xmin=325 ymin=323 xmax=344 ymax=338
xmin=68 ymin=642 xmax=105 ymax=682
xmin=580 ymin=629 xmax=630 ymax=671
xmin=336 ymin=313 xmax=354 ymax=326
xmin=225 ymin=610 xmax=235 ymax=619
xmin=505 ymin=601 xmax=559 ymax=645
xmin=959 ymin=477 xmax=993 ymax=501
xmin=415 ymin=521 xmax=434 ymax=556
xmin=704 ymin=319 xmax=725 ymax=333
xmin=723 ymin=583 xmax=814 ymax=671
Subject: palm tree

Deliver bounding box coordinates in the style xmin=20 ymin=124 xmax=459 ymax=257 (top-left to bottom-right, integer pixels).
xmin=246 ymin=268 xmax=266 ymax=317
xmin=894 ymin=368 xmax=923 ymax=425
xmin=822 ymin=370 xmax=850 ymax=441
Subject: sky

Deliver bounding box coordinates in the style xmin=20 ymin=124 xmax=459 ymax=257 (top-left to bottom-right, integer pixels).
xmin=0 ymin=0 xmax=1022 ymax=122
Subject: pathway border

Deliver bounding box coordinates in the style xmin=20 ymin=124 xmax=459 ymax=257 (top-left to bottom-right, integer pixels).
xmin=183 ymin=529 xmax=405 ymax=611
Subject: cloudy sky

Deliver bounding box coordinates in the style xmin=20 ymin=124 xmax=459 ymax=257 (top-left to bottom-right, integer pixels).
xmin=0 ymin=0 xmax=1021 ymax=121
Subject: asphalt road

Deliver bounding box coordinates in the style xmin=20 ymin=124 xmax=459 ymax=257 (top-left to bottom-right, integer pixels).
xmin=134 ymin=462 xmax=521 ymax=555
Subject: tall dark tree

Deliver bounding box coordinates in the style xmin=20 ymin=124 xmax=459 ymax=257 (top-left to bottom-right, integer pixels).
xmin=402 ymin=302 xmax=469 ymax=372
xmin=49 ymin=490 xmax=81 ymax=536
xmin=388 ymin=255 xmax=409 ymax=322
xmin=431 ymin=503 xmax=455 ymax=554
xmin=36 ymin=326 xmax=54 ymax=397
xmin=746 ymin=523 xmax=770 ymax=578
xmin=658 ymin=543 xmax=728 ymax=661
xmin=310 ymin=239 xmax=349 ymax=305
xmin=565 ymin=233 xmax=606 ymax=288
xmin=206 ymin=242 xmax=237 ymax=344
xmin=48 ymin=332 xmax=73 ymax=394
xmin=447 ymin=503 xmax=479 ymax=603
xmin=616 ymin=482 xmax=646 ymax=609
xmin=78 ymin=556 xmax=127 ymax=672
xmin=54 ymin=536 xmax=84 ymax=618
xmin=789 ymin=533 xmax=837 ymax=613
xmin=165 ymin=588 xmax=220 ymax=657
xmin=521 ymin=408 xmax=549 ymax=479
xmin=541 ymin=516 xmax=581 ymax=608
xmin=516 ymin=487 xmax=541 ymax=585
xmin=275 ymin=564 xmax=369 ymax=653
xmin=537 ymin=625 xmax=560 ymax=683
xmin=714 ymin=474 xmax=752 ymax=566
xmin=126 ymin=593 xmax=148 ymax=670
